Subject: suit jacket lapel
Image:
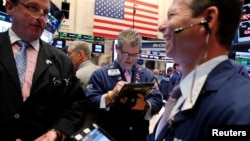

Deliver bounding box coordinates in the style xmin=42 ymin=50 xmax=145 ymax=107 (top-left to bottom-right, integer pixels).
xmin=164 ymin=59 xmax=236 ymax=135
xmin=0 ymin=31 xmax=21 ymax=90
xmin=31 ymin=40 xmax=55 ymax=92
xmin=0 ymin=32 xmax=23 ymax=108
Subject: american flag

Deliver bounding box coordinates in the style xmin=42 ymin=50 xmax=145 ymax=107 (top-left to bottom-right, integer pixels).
xmin=93 ymin=0 xmax=159 ymax=39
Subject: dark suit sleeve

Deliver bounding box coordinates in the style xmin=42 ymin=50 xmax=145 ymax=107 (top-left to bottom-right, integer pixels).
xmin=48 ymin=51 xmax=88 ymax=136
xmin=144 ymin=69 xmax=163 ymax=115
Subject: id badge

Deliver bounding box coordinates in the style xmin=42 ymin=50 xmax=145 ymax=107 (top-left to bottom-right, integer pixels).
xmin=108 ymin=69 xmax=121 ymax=76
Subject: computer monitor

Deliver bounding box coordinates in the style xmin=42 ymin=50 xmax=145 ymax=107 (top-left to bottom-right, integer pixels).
xmin=235 ymin=51 xmax=250 ymax=72
xmin=233 ymin=0 xmax=250 ymax=44
xmin=92 ymin=43 xmax=104 ymax=53
xmin=0 ymin=11 xmax=11 ymax=32
xmin=52 ymin=39 xmax=66 ymax=49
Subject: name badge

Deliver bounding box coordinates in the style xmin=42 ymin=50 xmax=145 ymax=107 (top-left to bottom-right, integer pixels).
xmin=108 ymin=69 xmax=121 ymax=76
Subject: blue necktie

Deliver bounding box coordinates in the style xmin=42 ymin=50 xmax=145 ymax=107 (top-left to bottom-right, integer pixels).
xmin=15 ymin=40 xmax=30 ymax=87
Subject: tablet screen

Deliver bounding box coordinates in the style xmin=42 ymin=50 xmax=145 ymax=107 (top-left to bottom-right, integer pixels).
xmin=117 ymin=82 xmax=155 ymax=99
xmin=72 ymin=123 xmax=114 ymax=141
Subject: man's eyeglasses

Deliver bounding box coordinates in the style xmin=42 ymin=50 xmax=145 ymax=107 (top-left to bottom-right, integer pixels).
xmin=120 ymin=49 xmax=140 ymax=58
xmin=17 ymin=1 xmax=49 ymax=20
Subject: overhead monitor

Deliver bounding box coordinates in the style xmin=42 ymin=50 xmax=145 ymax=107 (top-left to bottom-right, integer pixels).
xmin=92 ymin=43 xmax=104 ymax=53
xmin=235 ymin=51 xmax=250 ymax=72
xmin=233 ymin=0 xmax=250 ymax=44
xmin=52 ymin=38 xmax=66 ymax=49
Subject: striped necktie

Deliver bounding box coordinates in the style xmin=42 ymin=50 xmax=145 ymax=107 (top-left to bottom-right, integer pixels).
xmin=15 ymin=40 xmax=30 ymax=87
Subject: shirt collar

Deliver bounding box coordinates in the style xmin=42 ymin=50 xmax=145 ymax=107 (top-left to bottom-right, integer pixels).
xmin=9 ymin=28 xmax=40 ymax=51
xmin=78 ymin=60 xmax=91 ymax=70
xmin=176 ymin=55 xmax=228 ymax=111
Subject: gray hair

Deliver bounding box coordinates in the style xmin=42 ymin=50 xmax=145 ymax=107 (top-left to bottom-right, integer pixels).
xmin=117 ymin=28 xmax=142 ymax=49
xmin=68 ymin=41 xmax=91 ymax=58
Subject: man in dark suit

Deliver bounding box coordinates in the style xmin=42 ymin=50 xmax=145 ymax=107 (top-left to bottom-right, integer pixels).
xmin=169 ymin=63 xmax=182 ymax=87
xmin=86 ymin=28 xmax=163 ymax=141
xmin=0 ymin=0 xmax=87 ymax=140
xmin=149 ymin=0 xmax=250 ymax=141
xmin=159 ymin=67 xmax=173 ymax=100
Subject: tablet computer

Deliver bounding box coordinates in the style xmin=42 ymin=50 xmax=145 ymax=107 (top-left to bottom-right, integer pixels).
xmin=110 ymin=82 xmax=155 ymax=110
xmin=116 ymin=82 xmax=155 ymax=100
xmin=71 ymin=123 xmax=115 ymax=141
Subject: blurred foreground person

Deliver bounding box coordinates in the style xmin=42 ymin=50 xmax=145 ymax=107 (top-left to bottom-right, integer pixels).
xmin=149 ymin=0 xmax=250 ymax=141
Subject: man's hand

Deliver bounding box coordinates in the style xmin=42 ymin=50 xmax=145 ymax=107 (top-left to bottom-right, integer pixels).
xmin=34 ymin=130 xmax=57 ymax=141
xmin=131 ymin=93 xmax=147 ymax=110
xmin=34 ymin=129 xmax=66 ymax=141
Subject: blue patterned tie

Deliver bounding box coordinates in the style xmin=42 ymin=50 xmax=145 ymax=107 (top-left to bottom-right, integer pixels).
xmin=15 ymin=40 xmax=30 ymax=87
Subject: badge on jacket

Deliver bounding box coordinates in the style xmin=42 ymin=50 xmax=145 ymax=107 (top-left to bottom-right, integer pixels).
xmin=108 ymin=69 xmax=121 ymax=76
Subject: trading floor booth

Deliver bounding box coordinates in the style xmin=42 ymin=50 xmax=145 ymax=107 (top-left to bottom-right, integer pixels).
xmin=229 ymin=0 xmax=250 ymax=74
xmin=230 ymin=42 xmax=250 ymax=73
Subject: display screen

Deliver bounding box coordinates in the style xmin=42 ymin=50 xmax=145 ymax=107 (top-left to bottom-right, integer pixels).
xmin=0 ymin=11 xmax=11 ymax=32
xmin=53 ymin=39 xmax=66 ymax=48
xmin=41 ymin=30 xmax=54 ymax=43
xmin=233 ymin=0 xmax=250 ymax=43
xmin=235 ymin=51 xmax=250 ymax=72
xmin=72 ymin=123 xmax=114 ymax=141
xmin=47 ymin=1 xmax=64 ymax=34
xmin=92 ymin=44 xmax=104 ymax=53
xmin=237 ymin=3 xmax=250 ymax=42
xmin=80 ymin=128 xmax=111 ymax=141
xmin=151 ymin=50 xmax=160 ymax=55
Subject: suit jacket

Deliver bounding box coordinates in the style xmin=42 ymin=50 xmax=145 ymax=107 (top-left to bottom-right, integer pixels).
xmin=76 ymin=60 xmax=100 ymax=92
xmin=86 ymin=60 xmax=163 ymax=141
xmin=230 ymin=59 xmax=250 ymax=79
xmin=159 ymin=74 xmax=173 ymax=100
xmin=0 ymin=31 xmax=87 ymax=141
xmin=149 ymin=59 xmax=250 ymax=141
xmin=170 ymin=70 xmax=182 ymax=86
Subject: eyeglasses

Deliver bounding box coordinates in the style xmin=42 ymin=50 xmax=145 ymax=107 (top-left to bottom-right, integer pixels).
xmin=120 ymin=49 xmax=140 ymax=58
xmin=17 ymin=1 xmax=49 ymax=20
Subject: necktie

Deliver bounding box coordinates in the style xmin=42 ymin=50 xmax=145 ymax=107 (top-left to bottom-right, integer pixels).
xmin=15 ymin=40 xmax=30 ymax=87
xmin=155 ymin=85 xmax=182 ymax=140
xmin=124 ymin=69 xmax=131 ymax=83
